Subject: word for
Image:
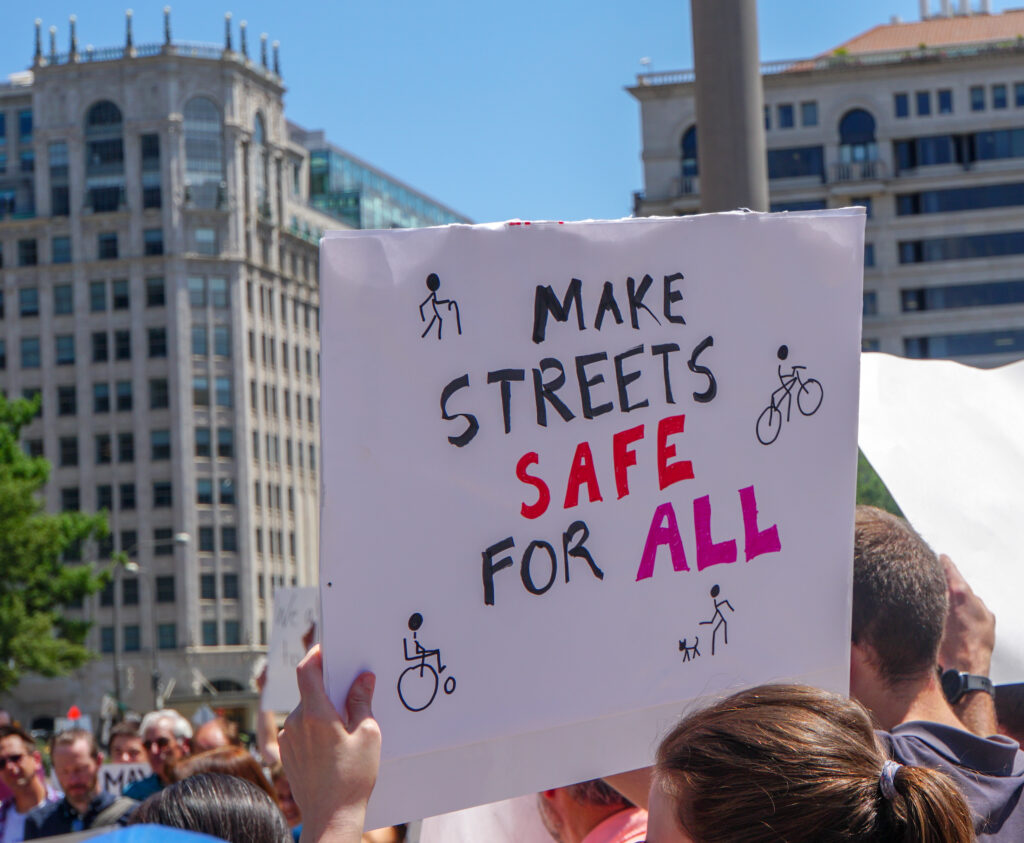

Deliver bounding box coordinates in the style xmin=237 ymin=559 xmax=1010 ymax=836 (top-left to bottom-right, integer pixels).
xmin=440 ymin=338 xmax=716 ymax=447
xmin=516 ymin=414 xmax=694 ymax=520
xmin=636 ymin=485 xmax=781 ymax=580
xmin=481 ymin=520 xmax=600 ymax=606
xmin=532 ymin=273 xmax=687 ymax=343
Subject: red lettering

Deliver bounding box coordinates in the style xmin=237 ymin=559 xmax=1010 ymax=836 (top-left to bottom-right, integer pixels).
xmin=612 ymin=424 xmax=645 ymax=500
xmin=657 ymin=414 xmax=694 ymax=490
xmin=517 ymin=452 xmax=551 ymax=520
xmin=563 ymin=441 xmax=603 ymax=509
xmin=636 ymin=502 xmax=689 ymax=581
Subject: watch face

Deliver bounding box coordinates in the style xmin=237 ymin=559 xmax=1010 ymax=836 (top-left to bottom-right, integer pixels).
xmin=941 ymin=668 xmax=963 ymax=703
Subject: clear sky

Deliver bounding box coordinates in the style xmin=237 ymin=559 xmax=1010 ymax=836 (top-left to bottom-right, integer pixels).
xmin=2 ymin=1 xmax=1016 ymax=223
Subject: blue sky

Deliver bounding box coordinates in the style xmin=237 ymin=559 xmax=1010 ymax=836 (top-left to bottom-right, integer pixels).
xmin=2 ymin=1 xmax=1015 ymax=223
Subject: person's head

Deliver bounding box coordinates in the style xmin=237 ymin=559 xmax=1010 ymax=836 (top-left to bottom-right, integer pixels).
xmin=995 ymin=683 xmax=1024 ymax=744
xmin=131 ymin=772 xmax=291 ymax=843
xmin=0 ymin=710 xmax=11 ymax=727
xmin=851 ymin=506 xmax=948 ymax=697
xmin=269 ymin=762 xmax=301 ymax=828
xmin=139 ymin=709 xmax=192 ymax=783
xmin=0 ymin=724 xmax=43 ymax=793
xmin=169 ymin=745 xmax=276 ymax=804
xmin=537 ymin=779 xmax=633 ymax=843
xmin=109 ymin=722 xmax=146 ymax=764
xmin=191 ymin=717 xmax=238 ymax=753
xmin=649 ymin=684 xmax=974 ymax=843
xmin=50 ymin=730 xmax=102 ymax=813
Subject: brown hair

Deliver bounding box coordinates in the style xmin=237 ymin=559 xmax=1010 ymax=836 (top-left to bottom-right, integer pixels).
xmin=566 ymin=779 xmax=631 ymax=809
xmin=655 ymin=684 xmax=975 ymax=843
xmin=852 ymin=505 xmax=948 ymax=683
xmin=50 ymin=728 xmax=100 ymax=759
xmin=0 ymin=724 xmax=36 ymax=751
xmin=168 ymin=745 xmax=277 ymax=805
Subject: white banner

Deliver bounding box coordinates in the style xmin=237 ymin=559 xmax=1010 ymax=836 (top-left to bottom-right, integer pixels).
xmin=319 ymin=211 xmax=864 ymax=826
xmin=264 ymin=587 xmax=320 ymax=713
xmin=99 ymin=762 xmax=151 ymax=794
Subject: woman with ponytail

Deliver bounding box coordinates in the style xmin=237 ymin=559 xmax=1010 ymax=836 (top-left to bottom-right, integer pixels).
xmin=648 ymin=683 xmax=975 ymax=843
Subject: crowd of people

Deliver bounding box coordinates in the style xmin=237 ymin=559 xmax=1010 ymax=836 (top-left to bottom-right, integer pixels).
xmin=1 ymin=505 xmax=1022 ymax=842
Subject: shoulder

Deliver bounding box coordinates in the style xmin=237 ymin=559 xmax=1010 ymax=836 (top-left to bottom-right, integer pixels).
xmin=23 ymin=799 xmax=66 ymax=836
xmin=123 ymin=774 xmax=160 ymax=800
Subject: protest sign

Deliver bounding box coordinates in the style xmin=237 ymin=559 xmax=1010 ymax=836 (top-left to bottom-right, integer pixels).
xmin=859 ymin=352 xmax=1024 ymax=684
xmin=263 ymin=587 xmax=320 ymax=713
xmin=99 ymin=762 xmax=151 ymax=795
xmin=319 ymin=210 xmax=865 ymax=826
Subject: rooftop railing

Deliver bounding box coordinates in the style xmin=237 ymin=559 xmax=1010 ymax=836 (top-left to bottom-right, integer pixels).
xmin=40 ymin=41 xmax=275 ymax=73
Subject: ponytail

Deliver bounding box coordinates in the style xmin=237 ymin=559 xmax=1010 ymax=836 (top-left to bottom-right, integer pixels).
xmin=879 ymin=763 xmax=975 ymax=843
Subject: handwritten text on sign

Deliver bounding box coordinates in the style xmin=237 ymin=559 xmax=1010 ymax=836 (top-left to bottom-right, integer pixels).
xmin=319 ymin=211 xmax=864 ymax=826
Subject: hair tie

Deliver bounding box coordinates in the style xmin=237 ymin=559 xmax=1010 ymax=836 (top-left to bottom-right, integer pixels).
xmin=879 ymin=760 xmax=902 ymax=800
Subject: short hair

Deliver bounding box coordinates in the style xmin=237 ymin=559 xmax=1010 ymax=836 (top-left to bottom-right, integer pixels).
xmin=0 ymin=724 xmax=36 ymax=752
xmin=655 ymin=684 xmax=974 ymax=843
xmin=140 ymin=708 xmax=193 ymax=741
xmin=168 ymin=746 xmax=277 ymax=805
xmin=852 ymin=505 xmax=948 ymax=683
xmin=50 ymin=729 xmax=100 ymax=760
xmin=130 ymin=772 xmax=290 ymax=843
xmin=108 ymin=721 xmax=141 ymax=744
xmin=565 ymin=779 xmax=631 ymax=810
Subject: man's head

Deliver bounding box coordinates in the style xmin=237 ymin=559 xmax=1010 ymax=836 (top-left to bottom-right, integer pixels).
xmin=537 ymin=780 xmax=633 ymax=843
xmin=191 ymin=717 xmax=238 ymax=753
xmin=139 ymin=709 xmax=192 ymax=783
xmin=109 ymin=722 xmax=146 ymax=764
xmin=851 ymin=506 xmax=948 ymax=691
xmin=0 ymin=725 xmax=42 ymax=793
xmin=0 ymin=711 xmax=11 ymax=727
xmin=51 ymin=730 xmax=102 ymax=814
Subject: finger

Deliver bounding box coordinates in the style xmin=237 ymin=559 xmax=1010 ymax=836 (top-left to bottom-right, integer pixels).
xmin=295 ymin=644 xmax=338 ymax=720
xmin=345 ymin=672 xmax=376 ymax=728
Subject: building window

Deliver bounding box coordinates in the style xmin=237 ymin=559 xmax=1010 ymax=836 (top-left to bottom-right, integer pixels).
xmin=215 ymin=377 xmax=232 ymax=407
xmin=202 ymin=621 xmax=218 ymax=646
xmin=863 ymin=291 xmax=878 ymax=316
xmin=156 ymin=576 xmax=175 ymax=603
xmin=153 ymin=481 xmax=172 ymax=507
xmin=91 ymin=332 xmax=108 ymax=363
xmin=112 ymin=280 xmax=130 ymax=310
xmin=905 ymin=329 xmax=1024 ymax=358
xmin=90 ymin=281 xmax=106 ymax=312
xmin=195 ymin=427 xmax=212 ymax=457
xmin=114 ymin=330 xmax=131 ymax=361
xmin=865 ymin=242 xmax=875 ymax=268
xmin=777 ymin=103 xmax=794 ymax=129
xmin=938 ymin=89 xmax=953 ymax=114
xmin=680 ymin=125 xmax=698 ymax=179
xmin=197 ymin=478 xmax=214 ymax=505
xmin=57 ymin=385 xmax=77 ymax=416
xmin=144 ymin=228 xmax=164 ymax=255
xmin=95 ymin=434 xmax=112 ymax=465
xmin=100 ymin=627 xmax=114 ymax=654
xmin=146 ymin=277 xmax=165 ymax=307
xmin=18 ymin=151 xmax=33 ymax=173
xmin=970 ymin=85 xmax=985 ymax=111
xmin=210 ymin=277 xmax=229 ymax=308
xmin=224 ymin=620 xmax=241 ymax=646
xmin=93 ymin=383 xmax=110 ymax=413
xmin=184 ymin=97 xmax=225 ymax=209
xmin=20 ymin=337 xmax=40 ymax=368
xmin=120 ymin=483 xmax=136 ymax=510
xmin=55 ymin=335 xmax=75 ymax=365
xmin=0 ymin=339 xmax=5 ymax=370
xmin=85 ymin=101 xmax=124 ymax=212
xmin=59 ymin=436 xmax=79 ymax=467
xmin=766 ymin=146 xmax=824 ymax=180
xmin=201 ymin=572 xmax=216 ymax=598
xmin=97 ymin=233 xmax=118 ymax=260
xmin=214 ymin=325 xmax=231 ymax=357
xmin=219 ymin=478 xmax=235 ymax=505
xmin=53 ymin=284 xmax=73 ymax=314
xmin=193 ymin=376 xmax=210 ymax=406
xmin=148 ymin=328 xmax=167 ymax=358
xmin=153 ymin=527 xmax=173 ymax=555
xmin=217 ymin=427 xmax=233 ymax=458
xmin=118 ymin=433 xmax=135 ymax=463
xmin=122 ymin=578 xmax=139 ymax=606
xmin=150 ymin=378 xmax=169 ymax=409
xmin=915 ymin=91 xmax=931 ymax=116
xmin=19 ymin=287 xmax=39 ymax=316
xmin=142 ymin=133 xmax=161 ymax=208
xmin=838 ymin=109 xmax=877 ymax=163
xmin=222 ymin=526 xmax=238 ymax=552
xmin=52 ymin=237 xmax=71 ymax=264
xmin=97 ymin=485 xmax=113 ymax=510
xmin=800 ymin=101 xmax=817 ymax=127
xmin=223 ymin=572 xmax=239 ymax=599
xmin=901 ymin=278 xmax=1024 ymax=312
xmin=899 ymin=231 xmax=1024 ymax=264
xmin=158 ymin=623 xmax=177 ymax=649
xmin=189 ymin=277 xmax=206 ymax=307
xmin=17 ymin=239 xmax=37 ymax=268
xmin=192 ymin=325 xmax=208 ymax=356
xmin=195 ymin=227 xmax=217 ymax=255
xmin=151 ymin=429 xmax=171 ymax=460
xmin=993 ymin=83 xmax=1008 ymax=110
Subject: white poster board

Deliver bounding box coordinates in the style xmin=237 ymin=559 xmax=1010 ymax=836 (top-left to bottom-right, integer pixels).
xmin=263 ymin=587 xmax=320 ymax=713
xmin=319 ymin=211 xmax=864 ymax=827
xmin=99 ymin=762 xmax=152 ymax=794
xmin=859 ymin=352 xmax=1024 ymax=684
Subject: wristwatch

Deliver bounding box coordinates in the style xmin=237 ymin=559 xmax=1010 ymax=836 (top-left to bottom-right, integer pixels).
xmin=940 ymin=668 xmax=994 ymax=704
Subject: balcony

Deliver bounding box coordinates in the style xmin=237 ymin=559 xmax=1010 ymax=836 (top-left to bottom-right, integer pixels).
xmin=830 ymin=160 xmax=887 ymax=184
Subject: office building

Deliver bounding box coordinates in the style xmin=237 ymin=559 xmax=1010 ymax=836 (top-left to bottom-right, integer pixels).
xmin=630 ymin=1 xmax=1024 ymax=367
xmin=0 ymin=11 xmax=463 ymax=728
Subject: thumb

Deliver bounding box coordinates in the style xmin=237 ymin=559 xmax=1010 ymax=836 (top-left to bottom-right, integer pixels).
xmin=346 ymin=672 xmax=376 ymax=727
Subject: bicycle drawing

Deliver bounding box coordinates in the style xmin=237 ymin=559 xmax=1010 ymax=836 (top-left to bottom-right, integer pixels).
xmin=755 ymin=344 xmax=824 ymax=445
xmin=397 ymin=612 xmax=456 ymax=712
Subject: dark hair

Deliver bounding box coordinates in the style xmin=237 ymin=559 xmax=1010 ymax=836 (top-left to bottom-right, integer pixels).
xmin=654 ymin=684 xmax=974 ymax=843
xmin=566 ymin=779 xmax=631 ymax=809
xmin=0 ymin=724 xmax=36 ymax=751
xmin=852 ymin=505 xmax=948 ymax=683
xmin=168 ymin=746 xmax=277 ymax=804
xmin=995 ymin=683 xmax=1024 ymax=743
xmin=131 ymin=772 xmax=290 ymax=843
xmin=50 ymin=728 xmax=99 ymax=759
xmin=109 ymin=721 xmax=141 ymax=740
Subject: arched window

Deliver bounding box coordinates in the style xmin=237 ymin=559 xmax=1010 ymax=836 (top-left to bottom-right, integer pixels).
xmin=253 ymin=112 xmax=269 ymax=217
xmin=838 ymin=109 xmax=877 ymax=163
xmin=85 ymin=100 xmax=124 ymax=212
xmin=681 ymin=126 xmax=699 ymax=177
xmin=253 ymin=113 xmax=265 ymax=146
xmin=184 ymin=96 xmax=225 ymax=208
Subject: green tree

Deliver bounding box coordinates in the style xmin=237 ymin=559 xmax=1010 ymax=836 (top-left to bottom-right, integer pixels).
xmin=0 ymin=394 xmax=110 ymax=694
xmin=856 ymin=449 xmax=903 ymax=516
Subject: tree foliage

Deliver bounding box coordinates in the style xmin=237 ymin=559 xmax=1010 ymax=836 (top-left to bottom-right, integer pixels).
xmin=856 ymin=449 xmax=903 ymax=516
xmin=0 ymin=395 xmax=110 ymax=694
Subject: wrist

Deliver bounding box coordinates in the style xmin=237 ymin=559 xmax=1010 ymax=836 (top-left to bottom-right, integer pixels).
xmin=301 ymin=807 xmax=367 ymax=843
xmin=941 ymin=668 xmax=994 ymax=705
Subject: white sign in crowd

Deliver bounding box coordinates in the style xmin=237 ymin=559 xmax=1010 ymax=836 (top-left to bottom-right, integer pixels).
xmin=263 ymin=587 xmax=320 ymax=713
xmin=318 ymin=210 xmax=865 ymax=827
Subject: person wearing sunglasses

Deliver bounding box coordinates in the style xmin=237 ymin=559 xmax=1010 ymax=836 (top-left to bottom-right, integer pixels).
xmin=123 ymin=709 xmax=192 ymax=801
xmin=0 ymin=725 xmax=60 ymax=843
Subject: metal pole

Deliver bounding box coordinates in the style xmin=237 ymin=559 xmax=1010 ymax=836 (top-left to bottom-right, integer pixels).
xmin=112 ymin=566 xmax=122 ymax=713
xmin=690 ymin=0 xmax=769 ymax=212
